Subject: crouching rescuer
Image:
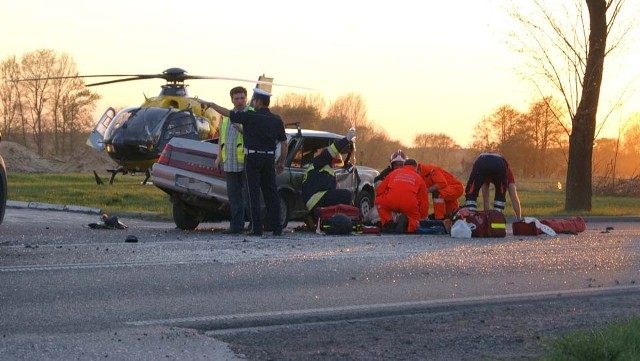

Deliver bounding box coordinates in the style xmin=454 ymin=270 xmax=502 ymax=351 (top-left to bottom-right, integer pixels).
xmin=302 ymin=128 xmax=357 ymax=212
xmin=375 ymin=158 xmax=429 ymax=233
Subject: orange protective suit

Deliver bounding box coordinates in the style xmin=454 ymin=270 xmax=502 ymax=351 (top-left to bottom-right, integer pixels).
xmin=418 ymin=163 xmax=464 ymax=219
xmin=375 ymin=165 xmax=429 ymax=233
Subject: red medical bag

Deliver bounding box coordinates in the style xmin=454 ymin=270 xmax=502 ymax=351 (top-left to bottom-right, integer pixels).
xmin=512 ymin=221 xmax=543 ymax=236
xmin=465 ymin=210 xmax=507 ymax=238
xmin=540 ymin=217 xmax=586 ymax=234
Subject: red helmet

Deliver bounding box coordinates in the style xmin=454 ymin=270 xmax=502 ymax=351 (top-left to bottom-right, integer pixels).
xmin=389 ymin=149 xmax=407 ymax=164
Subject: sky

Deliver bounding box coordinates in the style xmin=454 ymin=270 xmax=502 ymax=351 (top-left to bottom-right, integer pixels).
xmin=3 ymin=0 xmax=640 ymax=148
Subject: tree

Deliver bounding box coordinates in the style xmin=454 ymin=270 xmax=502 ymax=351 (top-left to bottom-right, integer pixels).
xmin=0 ymin=56 xmax=22 ymax=140
xmin=470 ymin=105 xmax=523 ymax=152
xmin=470 ymin=115 xmax=498 ymax=151
xmin=621 ymin=113 xmax=640 ymax=156
xmin=521 ymin=98 xmax=567 ymax=177
xmin=413 ymin=132 xmax=461 ymax=169
xmin=272 ymin=93 xmax=325 ymax=130
xmin=508 ymin=0 xmax=631 ymax=211
xmin=324 ymin=93 xmax=369 ymax=133
xmin=61 ymin=88 xmax=100 ymax=153
xmin=3 ymin=49 xmax=100 ymax=156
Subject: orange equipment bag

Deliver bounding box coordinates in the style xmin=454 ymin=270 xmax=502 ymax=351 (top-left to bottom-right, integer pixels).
xmin=540 ymin=217 xmax=586 ymax=234
xmin=512 ymin=221 xmax=543 ymax=236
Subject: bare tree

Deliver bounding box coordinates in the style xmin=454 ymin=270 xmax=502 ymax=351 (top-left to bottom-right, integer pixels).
xmin=272 ymin=93 xmax=325 ymax=130
xmin=413 ymin=132 xmax=461 ymax=168
xmin=470 ymin=105 xmax=523 ymax=151
xmin=19 ymin=49 xmax=58 ymax=155
xmin=508 ymin=0 xmax=633 ymax=211
xmin=3 ymin=49 xmax=100 ymax=156
xmin=61 ymin=88 xmax=100 ymax=153
xmin=522 ymin=97 xmax=567 ymax=176
xmin=470 ymin=115 xmax=498 ymax=151
xmin=324 ymin=93 xmax=369 ymax=131
xmin=0 ymin=56 xmax=21 ymax=140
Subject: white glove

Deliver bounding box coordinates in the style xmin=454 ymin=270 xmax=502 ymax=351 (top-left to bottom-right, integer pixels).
xmin=346 ymin=128 xmax=356 ymax=142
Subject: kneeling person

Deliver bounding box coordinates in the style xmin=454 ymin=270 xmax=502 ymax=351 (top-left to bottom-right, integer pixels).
xmin=302 ymin=128 xmax=356 ymax=212
xmin=375 ymin=158 xmax=429 ymax=233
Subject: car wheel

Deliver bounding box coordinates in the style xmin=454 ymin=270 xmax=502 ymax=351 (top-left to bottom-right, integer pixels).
xmin=172 ymin=203 xmax=200 ymax=230
xmin=279 ymin=192 xmax=290 ymax=229
xmin=355 ymin=189 xmax=374 ymax=222
xmin=0 ymin=158 xmax=6 ymax=225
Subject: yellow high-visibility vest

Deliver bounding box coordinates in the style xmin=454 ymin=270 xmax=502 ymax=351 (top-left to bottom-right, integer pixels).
xmin=219 ymin=116 xmax=244 ymax=163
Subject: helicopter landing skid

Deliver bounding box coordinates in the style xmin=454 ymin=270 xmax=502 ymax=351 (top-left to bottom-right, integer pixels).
xmin=93 ymin=168 xmax=151 ymax=185
xmin=107 ymin=167 xmax=126 ymax=185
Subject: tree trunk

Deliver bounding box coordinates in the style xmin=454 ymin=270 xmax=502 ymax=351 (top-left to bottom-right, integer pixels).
xmin=565 ymin=0 xmax=607 ymax=211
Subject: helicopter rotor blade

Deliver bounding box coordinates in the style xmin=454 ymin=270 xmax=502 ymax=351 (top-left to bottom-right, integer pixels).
xmin=185 ymin=75 xmax=313 ymax=90
xmin=86 ymin=75 xmax=160 ymax=87
xmin=6 ymin=74 xmax=157 ymax=83
xmin=6 ymin=67 xmax=313 ymax=90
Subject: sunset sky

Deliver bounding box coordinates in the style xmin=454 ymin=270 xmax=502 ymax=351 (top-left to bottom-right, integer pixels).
xmin=3 ymin=0 xmax=640 ymax=147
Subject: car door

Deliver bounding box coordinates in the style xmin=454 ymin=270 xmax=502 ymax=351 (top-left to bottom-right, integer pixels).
xmin=334 ymin=143 xmax=358 ymax=197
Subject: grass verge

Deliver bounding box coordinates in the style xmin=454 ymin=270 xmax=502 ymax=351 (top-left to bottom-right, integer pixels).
xmin=7 ymin=174 xmax=640 ymax=220
xmin=7 ymin=173 xmax=173 ymax=220
xmin=542 ymin=317 xmax=640 ymax=360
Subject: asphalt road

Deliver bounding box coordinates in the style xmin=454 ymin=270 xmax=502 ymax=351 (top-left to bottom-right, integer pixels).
xmin=1 ymin=207 xmax=639 ymax=360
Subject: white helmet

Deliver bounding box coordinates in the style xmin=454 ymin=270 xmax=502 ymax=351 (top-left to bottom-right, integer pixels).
xmin=389 ymin=149 xmax=408 ymax=164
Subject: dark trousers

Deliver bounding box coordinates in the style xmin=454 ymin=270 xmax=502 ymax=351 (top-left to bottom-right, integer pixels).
xmin=465 ymin=155 xmax=508 ymax=209
xmin=314 ymin=189 xmax=352 ymax=208
xmin=225 ymin=171 xmax=246 ymax=231
xmin=244 ymin=153 xmax=281 ymax=233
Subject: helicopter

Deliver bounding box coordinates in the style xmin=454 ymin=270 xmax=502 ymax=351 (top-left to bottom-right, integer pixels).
xmin=79 ymin=67 xmax=276 ymax=185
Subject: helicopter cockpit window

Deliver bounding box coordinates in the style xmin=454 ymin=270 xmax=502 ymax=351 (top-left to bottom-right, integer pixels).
xmin=105 ymin=107 xmax=169 ymax=143
xmin=163 ymin=111 xmax=197 ymax=140
xmin=157 ymin=110 xmax=199 ymax=150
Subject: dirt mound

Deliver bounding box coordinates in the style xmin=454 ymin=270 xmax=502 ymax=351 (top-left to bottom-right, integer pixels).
xmin=0 ymin=141 xmax=117 ymax=174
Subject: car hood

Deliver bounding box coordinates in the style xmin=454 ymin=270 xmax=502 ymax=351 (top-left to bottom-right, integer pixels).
xmin=355 ymin=165 xmax=379 ymax=180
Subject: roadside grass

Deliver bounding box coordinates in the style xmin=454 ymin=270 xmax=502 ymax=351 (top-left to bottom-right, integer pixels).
xmin=6 ymin=174 xmax=640 ymax=219
xmin=542 ymin=317 xmax=640 ymax=360
xmin=7 ymin=173 xmax=172 ymax=220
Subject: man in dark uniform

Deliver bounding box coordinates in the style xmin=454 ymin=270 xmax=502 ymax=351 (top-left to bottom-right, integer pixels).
xmin=204 ymin=88 xmax=288 ymax=236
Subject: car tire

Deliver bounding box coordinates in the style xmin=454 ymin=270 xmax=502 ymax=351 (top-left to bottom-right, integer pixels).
xmin=355 ymin=189 xmax=374 ymax=222
xmin=279 ymin=192 xmax=290 ymax=229
xmin=172 ymin=203 xmax=200 ymax=230
xmin=0 ymin=158 xmax=6 ymax=225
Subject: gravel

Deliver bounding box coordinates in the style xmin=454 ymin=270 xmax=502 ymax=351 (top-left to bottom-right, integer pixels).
xmin=213 ymin=291 xmax=640 ymax=360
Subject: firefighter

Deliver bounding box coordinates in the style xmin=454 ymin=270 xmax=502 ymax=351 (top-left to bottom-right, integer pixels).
xmin=374 ymin=149 xmax=408 ymax=183
xmin=417 ymin=163 xmax=464 ymax=220
xmin=375 ymin=158 xmax=429 ymax=233
xmin=302 ymin=128 xmax=356 ymax=211
xmin=464 ymin=152 xmax=522 ymax=219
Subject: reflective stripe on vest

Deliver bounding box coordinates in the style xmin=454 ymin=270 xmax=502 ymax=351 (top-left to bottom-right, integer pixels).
xmin=220 ymin=116 xmax=244 ymax=163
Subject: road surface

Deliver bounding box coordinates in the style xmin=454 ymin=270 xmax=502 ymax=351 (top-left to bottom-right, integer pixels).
xmin=1 ymin=207 xmax=639 ymax=360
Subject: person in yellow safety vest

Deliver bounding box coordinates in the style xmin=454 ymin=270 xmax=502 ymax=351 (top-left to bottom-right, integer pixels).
xmin=302 ymin=128 xmax=356 ymax=211
xmin=417 ymin=163 xmax=464 ymax=220
xmin=215 ymin=86 xmax=250 ymax=234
